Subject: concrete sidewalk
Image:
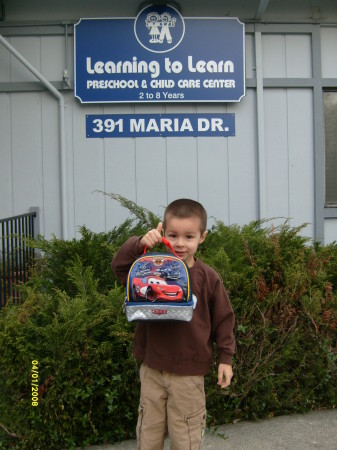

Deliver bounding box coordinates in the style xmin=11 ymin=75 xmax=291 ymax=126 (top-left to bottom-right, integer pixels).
xmin=78 ymin=408 xmax=337 ymax=450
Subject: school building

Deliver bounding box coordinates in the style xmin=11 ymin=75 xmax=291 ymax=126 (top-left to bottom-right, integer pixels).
xmin=0 ymin=0 xmax=336 ymax=244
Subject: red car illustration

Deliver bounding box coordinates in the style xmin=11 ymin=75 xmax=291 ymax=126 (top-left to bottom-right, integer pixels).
xmin=132 ymin=276 xmax=183 ymax=302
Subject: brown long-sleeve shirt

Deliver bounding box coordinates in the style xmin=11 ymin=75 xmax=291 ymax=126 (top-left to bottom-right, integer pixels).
xmin=112 ymin=236 xmax=235 ymax=376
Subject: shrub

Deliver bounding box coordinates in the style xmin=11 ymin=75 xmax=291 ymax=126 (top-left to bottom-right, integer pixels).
xmin=0 ymin=259 xmax=139 ymax=449
xmin=0 ymin=197 xmax=336 ymax=448
xmin=28 ymin=193 xmax=160 ymax=296
xmin=199 ymin=220 xmax=337 ymax=423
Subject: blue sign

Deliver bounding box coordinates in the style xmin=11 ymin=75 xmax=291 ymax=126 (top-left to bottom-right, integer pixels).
xmin=74 ymin=5 xmax=245 ymax=103
xmin=86 ymin=114 xmax=235 ymax=138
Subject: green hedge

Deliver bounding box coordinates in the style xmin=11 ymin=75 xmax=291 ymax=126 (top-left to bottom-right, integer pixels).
xmin=0 ymin=195 xmax=336 ymax=449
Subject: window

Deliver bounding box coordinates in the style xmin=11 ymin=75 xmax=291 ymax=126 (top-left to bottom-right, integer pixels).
xmin=324 ymin=91 xmax=337 ymax=206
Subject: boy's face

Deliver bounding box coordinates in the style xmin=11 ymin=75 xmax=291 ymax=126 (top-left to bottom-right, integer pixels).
xmin=164 ymin=215 xmax=206 ymax=267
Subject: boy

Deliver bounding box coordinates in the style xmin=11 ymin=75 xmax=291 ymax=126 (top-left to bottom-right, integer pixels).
xmin=112 ymin=199 xmax=235 ymax=450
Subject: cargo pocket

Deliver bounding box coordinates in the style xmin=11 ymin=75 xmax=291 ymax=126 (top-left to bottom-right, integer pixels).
xmin=185 ymin=406 xmax=206 ymax=450
xmin=136 ymin=403 xmax=146 ymax=448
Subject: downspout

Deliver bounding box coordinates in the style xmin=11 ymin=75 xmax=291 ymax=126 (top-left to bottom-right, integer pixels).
xmin=0 ymin=34 xmax=68 ymax=240
xmin=255 ymin=0 xmax=270 ymax=20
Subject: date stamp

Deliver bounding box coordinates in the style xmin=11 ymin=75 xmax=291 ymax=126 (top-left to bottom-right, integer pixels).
xmin=31 ymin=360 xmax=39 ymax=406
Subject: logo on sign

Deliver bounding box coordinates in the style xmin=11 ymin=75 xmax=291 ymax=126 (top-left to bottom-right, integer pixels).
xmin=151 ymin=309 xmax=168 ymax=315
xmin=134 ymin=4 xmax=185 ymax=53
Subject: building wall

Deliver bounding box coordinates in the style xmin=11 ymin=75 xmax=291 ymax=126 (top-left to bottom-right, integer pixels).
xmin=0 ymin=5 xmax=336 ymax=243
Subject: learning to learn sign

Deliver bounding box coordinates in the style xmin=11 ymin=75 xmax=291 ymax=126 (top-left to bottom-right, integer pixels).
xmin=74 ymin=5 xmax=245 ymax=103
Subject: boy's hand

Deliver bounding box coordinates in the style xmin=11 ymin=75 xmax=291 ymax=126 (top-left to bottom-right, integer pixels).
xmin=140 ymin=223 xmax=163 ymax=249
xmin=217 ymin=363 xmax=233 ymax=389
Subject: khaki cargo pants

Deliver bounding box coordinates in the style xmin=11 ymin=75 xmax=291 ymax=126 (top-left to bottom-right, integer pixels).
xmin=137 ymin=363 xmax=206 ymax=450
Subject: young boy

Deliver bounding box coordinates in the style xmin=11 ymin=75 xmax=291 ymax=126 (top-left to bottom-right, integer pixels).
xmin=112 ymin=199 xmax=235 ymax=450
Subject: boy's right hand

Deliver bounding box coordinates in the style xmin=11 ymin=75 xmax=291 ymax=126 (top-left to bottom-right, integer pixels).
xmin=140 ymin=222 xmax=163 ymax=249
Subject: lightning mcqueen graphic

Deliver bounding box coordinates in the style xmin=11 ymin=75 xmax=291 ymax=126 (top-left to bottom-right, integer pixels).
xmin=132 ymin=276 xmax=183 ymax=302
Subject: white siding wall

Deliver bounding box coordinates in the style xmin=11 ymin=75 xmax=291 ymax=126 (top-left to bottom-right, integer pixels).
xmin=325 ymin=219 xmax=337 ymax=245
xmin=0 ymin=27 xmax=336 ymax=243
xmin=321 ymin=27 xmax=337 ymax=78
xmin=66 ymin=94 xmax=258 ymax=237
xmin=262 ymin=34 xmax=312 ymax=77
xmin=263 ymin=88 xmax=315 ymax=236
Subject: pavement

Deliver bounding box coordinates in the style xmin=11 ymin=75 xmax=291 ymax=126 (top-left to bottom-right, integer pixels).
xmin=77 ymin=408 xmax=337 ymax=450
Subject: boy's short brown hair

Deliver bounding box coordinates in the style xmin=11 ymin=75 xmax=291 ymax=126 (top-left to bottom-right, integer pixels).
xmin=163 ymin=199 xmax=207 ymax=233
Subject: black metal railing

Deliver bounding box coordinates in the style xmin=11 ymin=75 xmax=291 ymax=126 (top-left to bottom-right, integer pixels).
xmin=0 ymin=210 xmax=38 ymax=307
